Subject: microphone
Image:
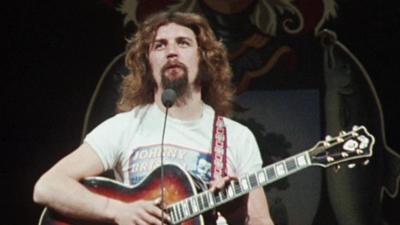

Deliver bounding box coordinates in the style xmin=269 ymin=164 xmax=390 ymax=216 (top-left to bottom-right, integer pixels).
xmin=160 ymin=88 xmax=176 ymax=224
xmin=161 ymin=88 xmax=177 ymax=108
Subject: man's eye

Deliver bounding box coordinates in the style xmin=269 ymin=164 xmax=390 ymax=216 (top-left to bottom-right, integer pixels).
xmin=153 ymin=43 xmax=165 ymax=50
xmin=178 ymin=41 xmax=190 ymax=47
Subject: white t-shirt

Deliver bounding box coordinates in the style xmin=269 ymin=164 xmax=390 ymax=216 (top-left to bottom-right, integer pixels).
xmin=84 ymin=103 xmax=262 ymax=185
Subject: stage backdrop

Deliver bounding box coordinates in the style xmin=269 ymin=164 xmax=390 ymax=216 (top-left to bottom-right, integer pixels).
xmin=80 ymin=1 xmax=400 ymax=225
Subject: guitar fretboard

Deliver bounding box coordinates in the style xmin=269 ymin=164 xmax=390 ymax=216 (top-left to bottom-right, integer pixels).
xmin=167 ymin=151 xmax=311 ymax=224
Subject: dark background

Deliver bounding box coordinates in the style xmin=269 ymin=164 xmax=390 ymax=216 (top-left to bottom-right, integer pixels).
xmin=3 ymin=0 xmax=399 ymax=224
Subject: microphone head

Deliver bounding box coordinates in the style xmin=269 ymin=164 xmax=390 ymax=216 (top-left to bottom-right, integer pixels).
xmin=161 ymin=89 xmax=177 ymax=108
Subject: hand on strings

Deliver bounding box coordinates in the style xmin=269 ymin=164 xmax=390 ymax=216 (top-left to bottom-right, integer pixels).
xmin=208 ymin=176 xmax=237 ymax=193
xmin=209 ymin=176 xmax=249 ymax=223
xmin=112 ymin=198 xmax=170 ymax=225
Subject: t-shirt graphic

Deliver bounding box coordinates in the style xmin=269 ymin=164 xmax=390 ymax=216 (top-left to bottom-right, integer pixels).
xmin=128 ymin=144 xmax=212 ymax=185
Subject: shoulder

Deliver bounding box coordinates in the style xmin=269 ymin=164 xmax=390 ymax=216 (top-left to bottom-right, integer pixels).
xmin=222 ymin=117 xmax=253 ymax=136
xmin=203 ymin=104 xmax=252 ymax=135
xmin=204 ymin=105 xmax=252 ymax=136
xmin=113 ymin=104 xmax=151 ymax=121
xmin=93 ymin=104 xmax=152 ymax=132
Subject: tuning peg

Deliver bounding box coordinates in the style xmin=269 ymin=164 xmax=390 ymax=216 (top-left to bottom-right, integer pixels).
xmin=341 ymin=152 xmax=349 ymax=158
xmin=340 ymin=131 xmax=347 ymax=136
xmin=352 ymin=125 xmax=359 ymax=130
xmin=323 ymin=141 xmax=331 ymax=147
xmin=325 ymin=135 xmax=332 ymax=141
xmin=327 ymin=156 xmax=335 ymax=162
xmin=363 ymin=159 xmax=370 ymax=166
xmin=356 ymin=149 xmax=364 ymax=155
xmin=348 ymin=163 xmax=356 ymax=168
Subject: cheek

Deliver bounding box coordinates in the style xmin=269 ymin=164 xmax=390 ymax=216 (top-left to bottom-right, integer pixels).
xmin=149 ymin=55 xmax=162 ymax=77
xmin=188 ymin=54 xmax=200 ymax=76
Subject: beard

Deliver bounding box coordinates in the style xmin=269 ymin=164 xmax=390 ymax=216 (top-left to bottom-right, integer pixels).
xmin=160 ymin=60 xmax=190 ymax=99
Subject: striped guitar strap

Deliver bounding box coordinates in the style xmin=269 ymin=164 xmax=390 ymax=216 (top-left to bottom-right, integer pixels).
xmin=211 ymin=114 xmax=227 ymax=180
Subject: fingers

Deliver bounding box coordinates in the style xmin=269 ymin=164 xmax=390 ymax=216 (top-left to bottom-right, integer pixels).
xmin=127 ymin=200 xmax=170 ymax=225
xmin=153 ymin=197 xmax=162 ymax=206
xmin=209 ymin=176 xmax=238 ymax=192
xmin=150 ymin=198 xmax=171 ymax=221
xmin=143 ymin=200 xmax=171 ymax=224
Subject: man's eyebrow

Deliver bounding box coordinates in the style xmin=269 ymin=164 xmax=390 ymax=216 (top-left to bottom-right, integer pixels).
xmin=152 ymin=39 xmax=167 ymax=44
xmin=154 ymin=36 xmax=193 ymax=41
xmin=176 ymin=36 xmax=194 ymax=43
xmin=150 ymin=36 xmax=195 ymax=47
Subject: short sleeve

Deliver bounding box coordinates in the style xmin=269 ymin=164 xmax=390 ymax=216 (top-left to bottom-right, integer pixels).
xmin=232 ymin=126 xmax=263 ymax=177
xmin=84 ymin=113 xmax=129 ymax=171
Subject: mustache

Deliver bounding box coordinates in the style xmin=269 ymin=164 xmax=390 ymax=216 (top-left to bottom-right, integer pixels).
xmin=161 ymin=60 xmax=188 ymax=74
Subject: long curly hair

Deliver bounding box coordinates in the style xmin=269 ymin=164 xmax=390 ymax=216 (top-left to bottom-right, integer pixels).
xmin=118 ymin=11 xmax=234 ymax=116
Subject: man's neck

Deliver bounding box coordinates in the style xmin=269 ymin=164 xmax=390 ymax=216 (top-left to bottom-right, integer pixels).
xmin=155 ymin=89 xmax=204 ymax=121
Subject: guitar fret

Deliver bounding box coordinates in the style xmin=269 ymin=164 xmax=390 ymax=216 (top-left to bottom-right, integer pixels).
xmin=187 ymin=199 xmax=193 ymax=215
xmin=178 ymin=203 xmax=184 ymax=219
xmin=234 ymin=182 xmax=242 ymax=195
xmin=197 ymin=195 xmax=204 ymax=210
xmin=214 ymin=194 xmax=219 ymax=204
xmin=248 ymin=173 xmax=258 ymax=188
xmin=190 ymin=197 xmax=199 ymax=213
xmin=206 ymin=191 xmax=215 ymax=208
xmin=240 ymin=177 xmax=250 ymax=191
xmin=170 ymin=206 xmax=177 ymax=223
xmin=220 ymin=189 xmax=227 ymax=200
xmin=201 ymin=193 xmax=208 ymax=209
xmin=196 ymin=194 xmax=206 ymax=211
xmin=218 ymin=189 xmax=228 ymax=203
xmin=207 ymin=191 xmax=215 ymax=206
xmin=227 ymin=184 xmax=234 ymax=198
xmin=266 ymin=167 xmax=276 ymax=180
xmin=258 ymin=170 xmax=267 ymax=184
xmin=296 ymin=154 xmax=308 ymax=167
xmin=276 ymin=163 xmax=286 ymax=176
xmin=182 ymin=201 xmax=189 ymax=218
xmin=174 ymin=204 xmax=182 ymax=222
xmin=285 ymin=158 xmax=297 ymax=172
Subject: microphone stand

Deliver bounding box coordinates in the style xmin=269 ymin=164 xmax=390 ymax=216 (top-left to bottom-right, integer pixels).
xmin=160 ymin=106 xmax=169 ymax=224
xmin=160 ymin=89 xmax=176 ymax=224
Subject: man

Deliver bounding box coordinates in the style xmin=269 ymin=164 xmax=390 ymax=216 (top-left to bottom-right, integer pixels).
xmin=33 ymin=12 xmax=274 ymax=225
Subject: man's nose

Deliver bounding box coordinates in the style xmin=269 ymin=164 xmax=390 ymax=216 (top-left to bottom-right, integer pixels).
xmin=166 ymin=43 xmax=178 ymax=59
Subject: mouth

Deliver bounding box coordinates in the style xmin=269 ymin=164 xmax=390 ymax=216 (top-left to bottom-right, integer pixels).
xmin=165 ymin=66 xmax=182 ymax=77
xmin=162 ymin=62 xmax=186 ymax=77
xmin=166 ymin=65 xmax=182 ymax=71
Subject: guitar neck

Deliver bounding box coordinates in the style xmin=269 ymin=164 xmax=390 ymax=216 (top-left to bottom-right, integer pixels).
xmin=167 ymin=150 xmax=312 ymax=224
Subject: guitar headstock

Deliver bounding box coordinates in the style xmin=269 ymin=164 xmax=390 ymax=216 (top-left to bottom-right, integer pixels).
xmin=309 ymin=125 xmax=375 ymax=168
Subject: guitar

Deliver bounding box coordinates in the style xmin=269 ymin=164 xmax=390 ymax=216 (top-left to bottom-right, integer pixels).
xmin=39 ymin=125 xmax=374 ymax=225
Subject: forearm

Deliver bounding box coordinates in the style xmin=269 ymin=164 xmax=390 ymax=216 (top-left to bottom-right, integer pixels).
xmin=33 ymin=171 xmax=121 ymax=223
xmin=247 ymin=188 xmax=274 ymax=225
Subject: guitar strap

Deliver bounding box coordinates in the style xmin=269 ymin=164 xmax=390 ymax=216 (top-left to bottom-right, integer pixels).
xmin=211 ymin=114 xmax=227 ymax=180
